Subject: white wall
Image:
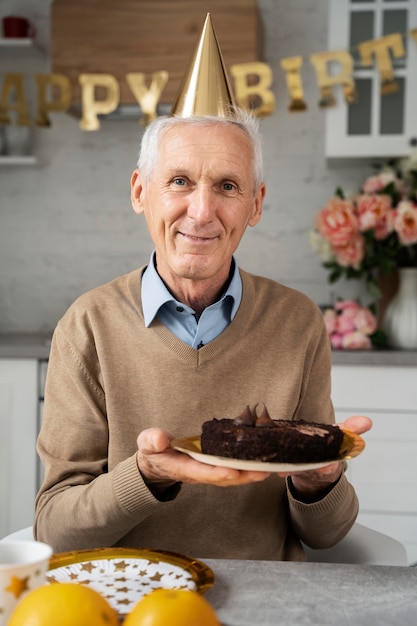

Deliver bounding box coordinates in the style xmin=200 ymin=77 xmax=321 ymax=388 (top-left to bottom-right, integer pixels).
xmin=0 ymin=0 xmax=371 ymax=333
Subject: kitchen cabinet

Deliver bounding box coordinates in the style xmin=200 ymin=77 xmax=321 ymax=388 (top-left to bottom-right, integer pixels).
xmin=332 ymin=364 xmax=417 ymax=565
xmin=325 ymin=0 xmax=417 ymax=158
xmin=0 ymin=358 xmax=39 ymax=538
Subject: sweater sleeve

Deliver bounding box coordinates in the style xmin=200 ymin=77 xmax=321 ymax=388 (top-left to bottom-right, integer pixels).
xmin=287 ymin=473 xmax=359 ymax=549
xmin=34 ymin=322 xmax=173 ymax=553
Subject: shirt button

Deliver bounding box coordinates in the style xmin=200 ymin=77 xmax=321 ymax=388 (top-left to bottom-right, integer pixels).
xmin=176 ymin=306 xmax=184 ymax=313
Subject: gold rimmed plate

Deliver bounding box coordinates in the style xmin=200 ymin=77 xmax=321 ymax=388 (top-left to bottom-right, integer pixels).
xmin=47 ymin=548 xmax=214 ymax=617
xmin=171 ymin=428 xmax=365 ymax=473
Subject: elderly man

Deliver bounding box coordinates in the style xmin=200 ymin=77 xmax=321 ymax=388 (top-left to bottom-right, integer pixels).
xmin=35 ymin=16 xmax=371 ymax=559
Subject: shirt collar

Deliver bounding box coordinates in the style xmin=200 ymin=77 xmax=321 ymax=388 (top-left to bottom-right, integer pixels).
xmin=141 ymin=251 xmax=242 ymax=327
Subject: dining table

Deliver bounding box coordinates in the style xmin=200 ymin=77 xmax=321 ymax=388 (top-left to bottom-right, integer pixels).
xmin=202 ymin=558 xmax=417 ymax=626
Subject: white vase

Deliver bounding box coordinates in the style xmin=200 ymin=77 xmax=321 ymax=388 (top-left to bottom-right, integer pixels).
xmin=382 ymin=267 xmax=417 ymax=350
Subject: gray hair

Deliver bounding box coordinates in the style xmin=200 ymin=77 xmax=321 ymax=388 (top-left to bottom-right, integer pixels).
xmin=137 ymin=109 xmax=264 ymax=194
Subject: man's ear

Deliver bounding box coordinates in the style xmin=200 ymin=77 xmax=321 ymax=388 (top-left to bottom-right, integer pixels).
xmin=131 ymin=169 xmax=145 ymax=215
xmin=248 ymin=182 xmax=266 ymax=227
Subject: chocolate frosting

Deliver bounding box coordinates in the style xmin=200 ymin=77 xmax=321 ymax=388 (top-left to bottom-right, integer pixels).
xmin=233 ymin=405 xmax=256 ymax=426
xmin=232 ymin=403 xmax=275 ymax=427
xmin=254 ymin=403 xmax=274 ymax=427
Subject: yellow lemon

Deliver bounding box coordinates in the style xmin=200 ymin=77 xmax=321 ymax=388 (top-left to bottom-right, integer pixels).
xmin=123 ymin=588 xmax=220 ymax=626
xmin=8 ymin=582 xmax=119 ymax=626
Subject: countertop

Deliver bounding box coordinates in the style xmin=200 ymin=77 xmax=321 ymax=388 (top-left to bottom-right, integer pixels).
xmin=204 ymin=559 xmax=417 ymax=626
xmin=0 ymin=333 xmax=51 ymax=359
xmin=1 ymin=333 xmax=417 ymax=365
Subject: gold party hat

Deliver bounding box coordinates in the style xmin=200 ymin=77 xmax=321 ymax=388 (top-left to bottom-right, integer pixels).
xmin=171 ymin=13 xmax=236 ymax=117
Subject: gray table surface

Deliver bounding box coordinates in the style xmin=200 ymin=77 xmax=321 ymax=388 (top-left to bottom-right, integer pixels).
xmin=203 ymin=559 xmax=417 ymax=626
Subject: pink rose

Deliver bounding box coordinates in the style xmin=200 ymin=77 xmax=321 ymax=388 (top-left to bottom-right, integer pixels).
xmin=330 ymin=333 xmax=344 ymax=349
xmin=337 ymin=315 xmax=356 ymax=334
xmin=353 ymin=308 xmax=377 ymax=335
xmin=315 ymin=197 xmax=358 ymax=246
xmin=323 ymin=300 xmax=376 ymax=350
xmin=342 ymin=331 xmax=372 ymax=350
xmin=323 ymin=308 xmax=338 ymax=335
xmin=332 ymin=233 xmax=365 ymax=269
xmin=334 ymin=300 xmax=360 ymax=313
xmin=394 ymin=201 xmax=417 ymax=245
xmin=334 ymin=300 xmax=360 ymax=333
xmin=361 ymin=171 xmax=399 ymax=194
xmin=356 ymin=194 xmax=394 ymax=239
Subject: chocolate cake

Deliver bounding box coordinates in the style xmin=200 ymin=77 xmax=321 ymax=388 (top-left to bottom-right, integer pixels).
xmin=200 ymin=404 xmax=344 ymax=463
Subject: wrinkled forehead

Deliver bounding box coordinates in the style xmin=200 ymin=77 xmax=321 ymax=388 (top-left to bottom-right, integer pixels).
xmin=155 ymin=123 xmax=254 ymax=183
xmin=159 ymin=121 xmax=253 ymax=165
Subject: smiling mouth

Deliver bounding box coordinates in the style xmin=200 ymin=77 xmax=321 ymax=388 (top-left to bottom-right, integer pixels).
xmin=179 ymin=232 xmax=217 ymax=243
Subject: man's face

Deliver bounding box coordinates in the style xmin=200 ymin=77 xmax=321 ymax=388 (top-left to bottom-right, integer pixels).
xmin=131 ymin=122 xmax=265 ymax=289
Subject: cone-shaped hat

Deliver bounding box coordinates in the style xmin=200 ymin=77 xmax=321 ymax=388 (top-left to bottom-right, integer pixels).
xmin=171 ymin=13 xmax=236 ymax=117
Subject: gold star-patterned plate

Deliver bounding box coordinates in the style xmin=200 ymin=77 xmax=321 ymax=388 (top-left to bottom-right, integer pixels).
xmin=47 ymin=547 xmax=214 ymax=616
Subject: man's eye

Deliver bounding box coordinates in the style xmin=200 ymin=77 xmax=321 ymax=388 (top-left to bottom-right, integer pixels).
xmin=173 ymin=178 xmax=186 ymax=186
xmin=222 ymin=182 xmax=236 ymax=192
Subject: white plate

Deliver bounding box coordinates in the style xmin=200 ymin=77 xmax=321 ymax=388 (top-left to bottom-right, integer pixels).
xmin=171 ymin=429 xmax=365 ymax=473
xmin=47 ymin=548 xmax=214 ymax=616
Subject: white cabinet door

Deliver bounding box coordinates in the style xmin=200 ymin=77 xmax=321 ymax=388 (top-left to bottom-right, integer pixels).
xmin=0 ymin=359 xmax=38 ymax=538
xmin=326 ymin=0 xmax=417 ymax=158
xmin=332 ymin=364 xmax=417 ymax=564
xmin=331 ymin=364 xmax=417 ymax=411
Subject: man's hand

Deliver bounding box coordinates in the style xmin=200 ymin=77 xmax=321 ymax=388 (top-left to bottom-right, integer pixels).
xmin=279 ymin=414 xmax=373 ymax=501
xmin=136 ymin=415 xmax=372 ymax=497
xmin=136 ymin=427 xmax=271 ymax=488
xmin=339 ymin=414 xmax=373 ymax=437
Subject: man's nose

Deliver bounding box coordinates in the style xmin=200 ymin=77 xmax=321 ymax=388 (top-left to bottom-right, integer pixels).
xmin=187 ymin=185 xmax=216 ymax=223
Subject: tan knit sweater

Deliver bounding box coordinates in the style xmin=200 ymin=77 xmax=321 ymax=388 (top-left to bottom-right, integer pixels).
xmin=35 ymin=267 xmax=358 ymax=559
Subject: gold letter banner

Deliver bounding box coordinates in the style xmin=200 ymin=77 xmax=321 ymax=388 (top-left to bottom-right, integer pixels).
xmin=280 ymin=56 xmax=307 ymax=112
xmin=126 ymin=71 xmax=168 ymax=126
xmin=1 ymin=29 xmax=416 ymax=129
xmin=0 ymin=73 xmax=31 ymax=125
xmin=229 ymin=62 xmax=275 ymax=117
xmin=309 ymin=50 xmax=357 ymax=108
xmin=358 ymin=33 xmax=405 ymax=95
xmin=35 ymin=74 xmax=72 ymax=127
xmin=79 ymin=74 xmax=120 ymax=131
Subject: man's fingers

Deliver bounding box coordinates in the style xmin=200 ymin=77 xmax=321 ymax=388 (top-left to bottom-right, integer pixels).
xmin=137 ymin=428 xmax=174 ymax=454
xmin=339 ymin=415 xmax=373 ymax=435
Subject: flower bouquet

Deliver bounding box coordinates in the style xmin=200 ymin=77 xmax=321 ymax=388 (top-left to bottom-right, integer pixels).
xmin=310 ymin=157 xmax=417 ymax=299
xmin=322 ymin=300 xmax=379 ymax=350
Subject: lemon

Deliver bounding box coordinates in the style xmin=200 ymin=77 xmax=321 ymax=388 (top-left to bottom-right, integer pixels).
xmin=8 ymin=582 xmax=119 ymax=626
xmin=123 ymin=588 xmax=220 ymax=626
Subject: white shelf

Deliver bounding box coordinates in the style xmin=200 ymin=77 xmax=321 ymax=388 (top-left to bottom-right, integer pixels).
xmin=0 ymin=37 xmax=33 ymax=46
xmin=0 ymin=155 xmax=37 ymax=166
xmin=0 ymin=37 xmax=45 ymax=58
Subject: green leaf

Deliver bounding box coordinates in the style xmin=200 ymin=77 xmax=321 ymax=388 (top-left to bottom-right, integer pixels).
xmin=328 ymin=267 xmax=343 ymax=283
xmin=370 ymin=329 xmax=388 ymax=348
xmin=366 ymin=280 xmax=381 ymax=299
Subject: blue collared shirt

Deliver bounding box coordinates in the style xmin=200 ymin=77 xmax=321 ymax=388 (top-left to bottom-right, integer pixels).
xmin=141 ymin=252 xmax=242 ymax=349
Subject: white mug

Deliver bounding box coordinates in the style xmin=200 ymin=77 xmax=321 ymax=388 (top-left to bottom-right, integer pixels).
xmin=0 ymin=541 xmax=52 ymax=626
